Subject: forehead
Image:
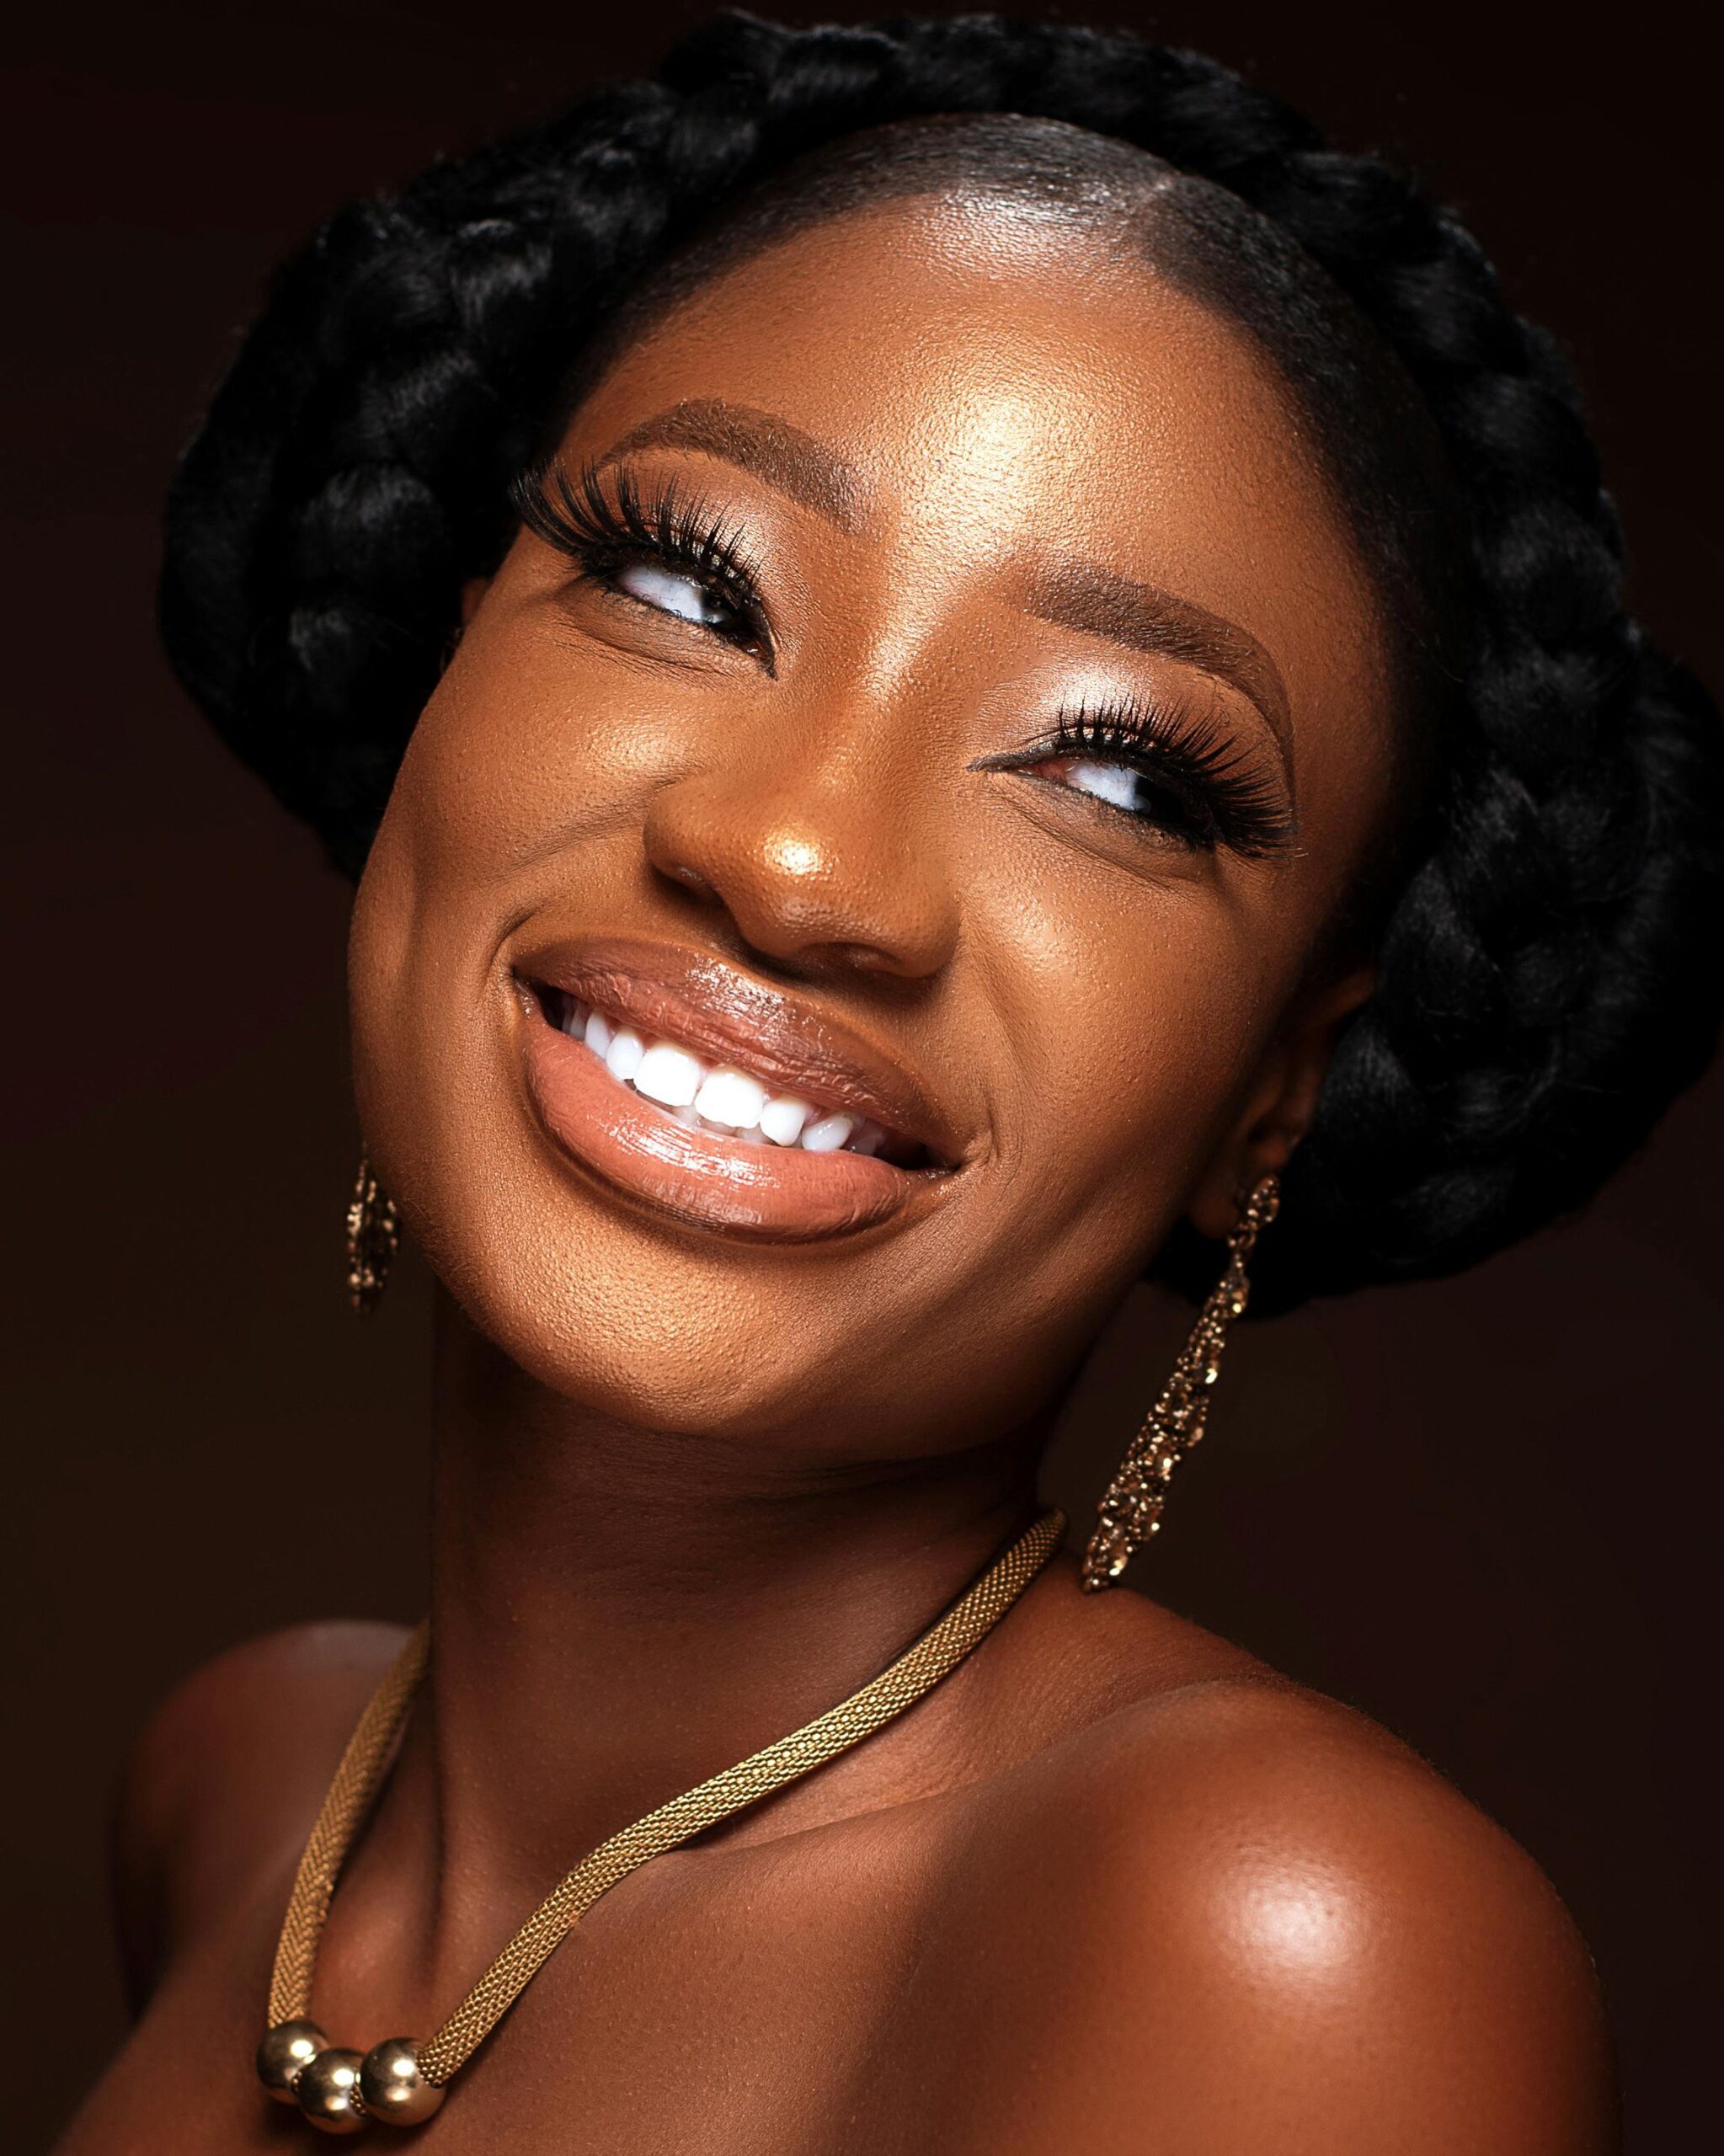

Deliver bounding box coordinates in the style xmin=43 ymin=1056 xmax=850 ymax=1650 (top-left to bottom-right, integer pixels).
xmin=571 ymin=197 xmax=1390 ymax=750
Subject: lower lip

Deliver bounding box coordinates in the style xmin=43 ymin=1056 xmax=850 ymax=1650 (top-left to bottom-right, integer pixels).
xmin=519 ymin=1016 xmax=939 ymax=1241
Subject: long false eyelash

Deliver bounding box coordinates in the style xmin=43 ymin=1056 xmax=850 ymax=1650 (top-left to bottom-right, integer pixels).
xmin=1025 ymin=698 xmax=1295 ymax=859
xmin=512 ymin=459 xmax=771 ymax=659
xmin=511 ymin=472 xmax=1286 ymax=855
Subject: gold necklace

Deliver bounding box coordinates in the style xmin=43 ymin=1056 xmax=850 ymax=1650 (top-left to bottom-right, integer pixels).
xmin=256 ymin=1508 xmax=1065 ymax=2134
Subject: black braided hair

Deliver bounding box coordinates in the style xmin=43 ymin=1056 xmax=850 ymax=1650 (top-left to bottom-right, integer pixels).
xmin=159 ymin=10 xmax=1723 ymax=1310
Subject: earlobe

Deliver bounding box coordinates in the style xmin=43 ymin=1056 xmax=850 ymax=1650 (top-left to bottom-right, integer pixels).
xmin=1187 ymin=964 xmax=1374 ymax=1240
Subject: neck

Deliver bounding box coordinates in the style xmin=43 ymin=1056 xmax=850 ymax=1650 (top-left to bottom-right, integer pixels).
xmin=384 ymin=1293 xmax=1043 ymax=1993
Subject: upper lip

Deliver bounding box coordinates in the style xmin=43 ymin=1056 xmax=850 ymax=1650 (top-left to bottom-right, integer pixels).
xmin=509 ymin=933 xmax=966 ymax=1168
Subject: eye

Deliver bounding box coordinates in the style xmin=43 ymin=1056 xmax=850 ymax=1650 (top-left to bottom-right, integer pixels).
xmin=611 ymin=558 xmax=749 ymax=639
xmin=970 ymin=702 xmax=1294 ymax=860
xmin=513 ymin=462 xmax=773 ymax=664
xmin=1029 ymin=749 xmax=1213 ymax=846
xmin=1041 ymin=755 xmax=1176 ymax=819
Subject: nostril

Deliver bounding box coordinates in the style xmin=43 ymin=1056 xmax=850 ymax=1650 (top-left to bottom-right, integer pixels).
xmin=831 ymin=942 xmax=905 ymax=976
xmin=656 ymin=860 xmax=720 ymax=904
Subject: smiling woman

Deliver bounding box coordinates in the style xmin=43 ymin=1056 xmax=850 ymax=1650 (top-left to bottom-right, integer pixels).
xmin=63 ymin=11 xmax=1720 ymax=2155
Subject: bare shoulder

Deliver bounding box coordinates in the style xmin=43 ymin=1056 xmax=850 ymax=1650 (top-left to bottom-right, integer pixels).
xmin=112 ymin=1620 xmax=408 ymax=2008
xmin=939 ymin=1607 xmax=1614 ymax=2153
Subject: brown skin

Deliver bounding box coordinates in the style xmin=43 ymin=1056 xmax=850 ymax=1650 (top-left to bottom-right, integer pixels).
xmin=62 ymin=200 xmax=1613 ymax=2153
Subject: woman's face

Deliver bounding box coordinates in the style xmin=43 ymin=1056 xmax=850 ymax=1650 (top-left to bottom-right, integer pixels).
xmin=350 ymin=197 xmax=1395 ymax=1454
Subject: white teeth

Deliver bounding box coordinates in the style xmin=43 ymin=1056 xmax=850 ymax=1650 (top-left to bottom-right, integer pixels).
xmin=570 ymin=1007 xmax=899 ymax=1161
xmin=758 ymin=1096 xmax=812 ymax=1147
xmin=693 ymin=1067 xmax=767 ymax=1132
xmin=605 ymin=1027 xmax=645 ymax=1084
xmin=634 ymin=1043 xmax=703 ymax=1108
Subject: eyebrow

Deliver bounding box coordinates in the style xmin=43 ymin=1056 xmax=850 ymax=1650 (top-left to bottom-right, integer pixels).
xmin=595 ymin=398 xmax=868 ymax=536
xmin=1023 ymin=558 xmax=1293 ymax=774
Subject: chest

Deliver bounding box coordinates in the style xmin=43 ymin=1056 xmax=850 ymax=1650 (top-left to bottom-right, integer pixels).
xmin=54 ymin=1812 xmax=992 ymax=2156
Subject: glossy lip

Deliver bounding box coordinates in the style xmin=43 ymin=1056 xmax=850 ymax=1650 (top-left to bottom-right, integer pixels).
xmin=512 ymin=934 xmax=966 ymax=1164
xmin=508 ymin=935 xmax=966 ymax=1244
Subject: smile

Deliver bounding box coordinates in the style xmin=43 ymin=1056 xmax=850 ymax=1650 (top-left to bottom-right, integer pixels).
xmin=541 ymin=990 xmax=914 ymax=1161
xmin=510 ymin=937 xmax=958 ymax=1242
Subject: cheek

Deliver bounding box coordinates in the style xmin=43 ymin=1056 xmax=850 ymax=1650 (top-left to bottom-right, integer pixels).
xmin=1016 ymin=905 xmax=1261 ymax=1213
xmin=963 ymin=835 xmax=1332 ymax=1298
xmin=381 ymin=617 xmax=666 ymax=883
xmin=351 ymin=586 xmax=689 ymax=1033
xmin=347 ymin=619 xmax=633 ymax=1197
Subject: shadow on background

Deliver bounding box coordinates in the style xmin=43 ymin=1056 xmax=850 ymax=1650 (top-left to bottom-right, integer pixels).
xmin=3 ymin=2 xmax=1718 ymax=2146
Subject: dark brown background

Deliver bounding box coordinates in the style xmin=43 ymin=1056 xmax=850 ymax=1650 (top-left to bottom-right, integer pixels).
xmin=3 ymin=3 xmax=1719 ymax=2148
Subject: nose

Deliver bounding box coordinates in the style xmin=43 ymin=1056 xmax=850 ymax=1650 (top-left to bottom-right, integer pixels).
xmin=641 ymin=748 xmax=960 ymax=983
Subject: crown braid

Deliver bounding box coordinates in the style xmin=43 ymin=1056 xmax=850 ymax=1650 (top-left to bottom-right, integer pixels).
xmin=159 ymin=10 xmax=1722 ymax=1306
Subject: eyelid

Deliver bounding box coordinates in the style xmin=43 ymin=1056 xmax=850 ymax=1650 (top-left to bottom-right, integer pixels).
xmin=971 ymin=697 xmax=1294 ymax=860
xmin=514 ymin=459 xmax=776 ymax=667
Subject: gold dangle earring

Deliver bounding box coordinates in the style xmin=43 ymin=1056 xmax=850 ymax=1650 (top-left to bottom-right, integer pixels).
xmin=345 ymin=1153 xmax=400 ymax=1315
xmin=1081 ymin=1174 xmax=1280 ymax=1591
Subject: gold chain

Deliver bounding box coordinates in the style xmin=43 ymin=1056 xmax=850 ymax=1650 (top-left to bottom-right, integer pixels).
xmin=260 ymin=1508 xmax=1065 ymax=2127
xmin=266 ymin=1622 xmax=430 ymax=2034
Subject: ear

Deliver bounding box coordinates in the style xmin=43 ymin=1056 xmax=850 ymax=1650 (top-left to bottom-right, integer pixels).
xmin=1185 ymin=965 xmax=1374 ymax=1241
xmin=440 ymin=577 xmax=493 ymax=672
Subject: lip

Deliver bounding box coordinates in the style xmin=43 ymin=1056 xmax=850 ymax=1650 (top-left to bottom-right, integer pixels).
xmin=508 ymin=935 xmax=965 ymax=1243
xmin=514 ymin=935 xmax=965 ymax=1163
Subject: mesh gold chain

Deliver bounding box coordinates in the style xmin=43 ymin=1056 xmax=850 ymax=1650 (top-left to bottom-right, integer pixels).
xmin=265 ymin=1508 xmax=1065 ymax=2091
